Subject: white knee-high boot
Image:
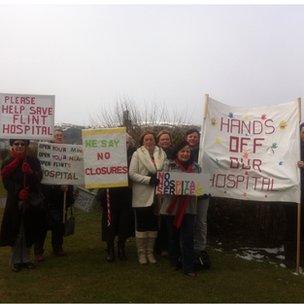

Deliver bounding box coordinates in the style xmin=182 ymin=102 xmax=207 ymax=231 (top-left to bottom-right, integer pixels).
xmin=146 ymin=231 xmax=157 ymax=264
xmin=136 ymin=231 xmax=148 ymax=265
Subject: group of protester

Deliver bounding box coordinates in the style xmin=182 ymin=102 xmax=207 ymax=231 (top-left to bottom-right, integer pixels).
xmin=0 ymin=127 xmax=210 ymax=277
xmin=100 ymin=128 xmax=210 ymax=277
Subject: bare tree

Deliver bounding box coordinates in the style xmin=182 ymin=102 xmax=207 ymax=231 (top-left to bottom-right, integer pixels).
xmin=91 ymin=97 xmax=199 ymax=143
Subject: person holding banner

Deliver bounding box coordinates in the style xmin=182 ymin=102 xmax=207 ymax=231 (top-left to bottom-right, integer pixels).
xmin=0 ymin=139 xmax=43 ymax=272
xmin=289 ymin=122 xmax=304 ymax=267
xmin=129 ymin=131 xmax=166 ymax=264
xmin=34 ymin=128 xmax=74 ymax=260
xmin=99 ymin=133 xmax=136 ymax=262
xmin=185 ymin=128 xmax=211 ymax=270
xmin=159 ymin=140 xmax=200 ymax=277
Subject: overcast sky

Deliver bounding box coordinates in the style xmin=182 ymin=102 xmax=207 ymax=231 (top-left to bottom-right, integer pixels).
xmin=0 ymin=5 xmax=303 ymax=126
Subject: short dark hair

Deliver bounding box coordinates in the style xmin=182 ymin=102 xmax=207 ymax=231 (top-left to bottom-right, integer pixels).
xmin=9 ymin=139 xmax=30 ymax=146
xmin=139 ymin=131 xmax=156 ymax=146
xmin=172 ymin=140 xmax=190 ymax=159
xmin=185 ymin=128 xmax=200 ymax=137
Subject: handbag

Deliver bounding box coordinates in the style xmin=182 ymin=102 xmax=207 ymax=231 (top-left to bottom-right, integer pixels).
xmin=64 ymin=206 xmax=75 ymax=237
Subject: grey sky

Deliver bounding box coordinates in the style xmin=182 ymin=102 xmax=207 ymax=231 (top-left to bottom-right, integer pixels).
xmin=0 ymin=5 xmax=303 ymax=126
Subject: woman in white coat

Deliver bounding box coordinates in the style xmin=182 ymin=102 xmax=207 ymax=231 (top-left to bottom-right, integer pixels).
xmin=129 ymin=131 xmax=166 ymax=264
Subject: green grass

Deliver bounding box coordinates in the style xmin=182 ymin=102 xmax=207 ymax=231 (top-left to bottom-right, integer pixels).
xmin=1 ymin=208 xmax=304 ymax=303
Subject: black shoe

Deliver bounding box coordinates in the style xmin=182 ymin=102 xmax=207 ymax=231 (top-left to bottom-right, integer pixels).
xmin=53 ymin=250 xmax=67 ymax=257
xmin=195 ymin=250 xmax=211 ymax=270
xmin=11 ymin=263 xmax=22 ymax=272
xmin=184 ymin=272 xmax=198 ymax=278
xmin=106 ymin=242 xmax=115 ymax=262
xmin=117 ymin=240 xmax=127 ymax=261
xmin=23 ymin=262 xmax=36 ymax=269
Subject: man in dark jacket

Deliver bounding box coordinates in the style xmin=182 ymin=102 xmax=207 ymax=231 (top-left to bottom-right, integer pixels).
xmin=34 ymin=128 xmax=74 ymax=261
xmin=185 ymin=128 xmax=211 ymax=269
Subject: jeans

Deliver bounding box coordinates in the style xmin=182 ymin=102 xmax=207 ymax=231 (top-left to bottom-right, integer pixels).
xmin=194 ymin=197 xmax=209 ymax=252
xmin=10 ymin=220 xmax=30 ymax=265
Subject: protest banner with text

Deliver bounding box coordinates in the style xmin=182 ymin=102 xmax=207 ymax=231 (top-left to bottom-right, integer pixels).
xmin=156 ymin=171 xmax=209 ymax=196
xmin=82 ymin=127 xmax=128 ymax=189
xmin=0 ymin=93 xmax=55 ymax=140
xmin=38 ymin=142 xmax=84 ymax=185
xmin=200 ymin=98 xmax=301 ymax=202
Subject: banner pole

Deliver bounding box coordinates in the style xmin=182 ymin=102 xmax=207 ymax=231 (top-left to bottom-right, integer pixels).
xmin=198 ymin=94 xmax=209 ymax=166
xmin=296 ymin=97 xmax=302 ymax=274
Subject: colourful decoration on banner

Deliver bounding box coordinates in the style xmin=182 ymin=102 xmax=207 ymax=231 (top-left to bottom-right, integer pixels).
xmin=243 ymin=151 xmax=249 ymax=159
xmin=211 ymin=117 xmax=217 ymax=126
xmin=267 ymin=143 xmax=278 ymax=154
xmin=279 ymin=120 xmax=287 ymax=129
xmin=215 ymin=137 xmax=222 ymax=144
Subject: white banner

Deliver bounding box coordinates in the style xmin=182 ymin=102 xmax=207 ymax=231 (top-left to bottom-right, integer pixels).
xmin=82 ymin=127 xmax=128 ymax=189
xmin=0 ymin=93 xmax=55 ymax=140
xmin=200 ymin=98 xmax=301 ymax=203
xmin=38 ymin=142 xmax=84 ymax=185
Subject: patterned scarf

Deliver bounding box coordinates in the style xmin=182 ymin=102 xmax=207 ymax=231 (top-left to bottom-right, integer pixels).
xmin=166 ymin=158 xmax=194 ymax=229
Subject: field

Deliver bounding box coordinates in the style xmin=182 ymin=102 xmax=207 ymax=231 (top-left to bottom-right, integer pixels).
xmin=1 ymin=208 xmax=304 ymax=303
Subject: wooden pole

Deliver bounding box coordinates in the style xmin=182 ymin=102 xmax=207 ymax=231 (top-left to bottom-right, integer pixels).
xmin=296 ymin=97 xmax=302 ymax=274
xmin=63 ymin=190 xmax=67 ymax=224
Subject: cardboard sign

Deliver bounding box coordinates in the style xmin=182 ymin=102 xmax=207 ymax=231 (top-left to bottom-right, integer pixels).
xmin=82 ymin=127 xmax=128 ymax=189
xmin=156 ymin=171 xmax=209 ymax=196
xmin=74 ymin=187 xmax=99 ymax=213
xmin=38 ymin=142 xmax=84 ymax=185
xmin=200 ymin=98 xmax=301 ymax=202
xmin=0 ymin=93 xmax=55 ymax=140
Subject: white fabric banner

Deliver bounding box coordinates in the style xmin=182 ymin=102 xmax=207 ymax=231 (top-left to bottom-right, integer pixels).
xmin=0 ymin=93 xmax=55 ymax=140
xmin=82 ymin=127 xmax=128 ymax=189
xmin=38 ymin=142 xmax=84 ymax=185
xmin=200 ymin=98 xmax=301 ymax=203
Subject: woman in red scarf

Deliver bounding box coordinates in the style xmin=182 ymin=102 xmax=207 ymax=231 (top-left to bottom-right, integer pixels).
xmin=0 ymin=139 xmax=43 ymax=272
xmin=159 ymin=141 xmax=200 ymax=277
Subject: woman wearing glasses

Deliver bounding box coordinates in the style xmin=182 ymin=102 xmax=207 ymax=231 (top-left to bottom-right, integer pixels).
xmin=0 ymin=139 xmax=43 ymax=272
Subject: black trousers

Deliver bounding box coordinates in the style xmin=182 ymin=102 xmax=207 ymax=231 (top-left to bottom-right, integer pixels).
xmin=134 ymin=205 xmax=158 ymax=232
xmin=34 ymin=222 xmax=64 ymax=255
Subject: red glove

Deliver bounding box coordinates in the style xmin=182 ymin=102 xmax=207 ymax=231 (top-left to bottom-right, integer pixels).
xmin=18 ymin=187 xmax=29 ymax=201
xmin=22 ymin=162 xmax=33 ymax=175
xmin=1 ymin=157 xmax=22 ymax=178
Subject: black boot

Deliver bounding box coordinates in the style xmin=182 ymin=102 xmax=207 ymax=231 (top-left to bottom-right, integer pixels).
xmin=117 ymin=239 xmax=127 ymax=261
xmin=106 ymin=241 xmax=115 ymax=262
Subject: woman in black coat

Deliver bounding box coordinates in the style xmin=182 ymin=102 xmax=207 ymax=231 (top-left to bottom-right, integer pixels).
xmin=100 ymin=133 xmax=136 ymax=262
xmin=0 ymin=139 xmax=43 ymax=272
